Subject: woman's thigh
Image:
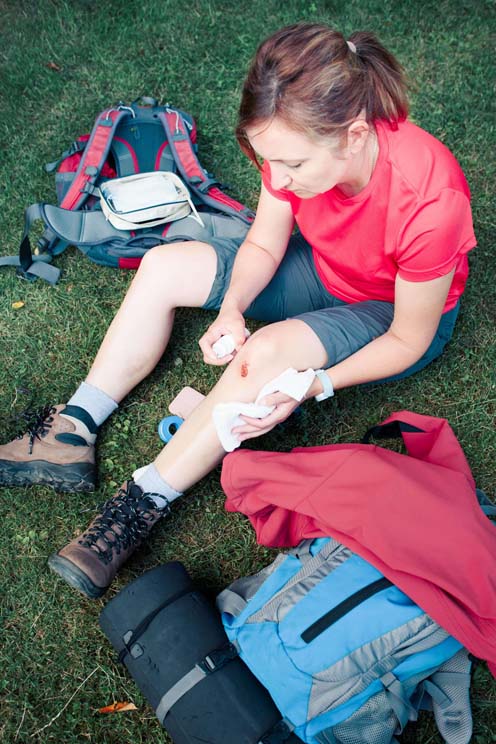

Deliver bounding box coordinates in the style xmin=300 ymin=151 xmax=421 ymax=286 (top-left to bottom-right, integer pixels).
xmin=297 ymin=301 xmax=395 ymax=368
xmin=297 ymin=300 xmax=461 ymax=380
xmin=202 ymin=232 xmax=339 ymax=320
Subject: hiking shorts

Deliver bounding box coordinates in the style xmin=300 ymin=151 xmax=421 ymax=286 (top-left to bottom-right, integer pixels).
xmin=202 ymin=232 xmax=460 ymax=382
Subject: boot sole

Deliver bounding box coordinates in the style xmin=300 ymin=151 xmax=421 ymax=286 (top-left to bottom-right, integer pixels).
xmin=47 ymin=553 xmax=107 ymax=599
xmin=0 ymin=459 xmax=95 ymax=492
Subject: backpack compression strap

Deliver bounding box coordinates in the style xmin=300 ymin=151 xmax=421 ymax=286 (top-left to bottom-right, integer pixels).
xmin=5 ymin=204 xmax=169 ymax=284
xmin=159 ymin=109 xmax=255 ymax=224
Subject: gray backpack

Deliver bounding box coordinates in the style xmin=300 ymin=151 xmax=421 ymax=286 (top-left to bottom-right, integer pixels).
xmin=1 ymin=96 xmax=253 ymax=283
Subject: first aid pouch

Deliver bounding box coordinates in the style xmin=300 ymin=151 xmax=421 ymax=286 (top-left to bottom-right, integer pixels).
xmin=99 ymin=171 xmax=204 ymax=230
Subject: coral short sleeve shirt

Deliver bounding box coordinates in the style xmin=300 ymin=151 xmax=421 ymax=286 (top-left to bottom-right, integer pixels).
xmin=261 ymin=120 xmax=476 ymax=311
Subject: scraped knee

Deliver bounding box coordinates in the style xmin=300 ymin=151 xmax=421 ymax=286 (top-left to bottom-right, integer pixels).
xmin=234 ymin=323 xmax=289 ymax=378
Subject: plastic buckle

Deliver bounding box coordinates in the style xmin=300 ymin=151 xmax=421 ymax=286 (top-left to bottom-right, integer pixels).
xmin=198 ymin=643 xmax=238 ymax=675
xmin=16 ymin=266 xmax=38 ymax=282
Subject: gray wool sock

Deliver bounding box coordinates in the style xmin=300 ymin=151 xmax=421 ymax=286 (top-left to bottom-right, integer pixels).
xmin=134 ymin=463 xmax=182 ymax=509
xmin=67 ymin=381 xmax=118 ymax=427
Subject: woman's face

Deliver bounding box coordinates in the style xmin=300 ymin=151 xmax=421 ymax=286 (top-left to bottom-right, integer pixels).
xmin=246 ymin=117 xmax=369 ymax=198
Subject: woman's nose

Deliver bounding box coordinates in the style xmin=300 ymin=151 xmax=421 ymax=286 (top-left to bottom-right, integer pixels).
xmin=270 ymin=164 xmax=292 ymax=191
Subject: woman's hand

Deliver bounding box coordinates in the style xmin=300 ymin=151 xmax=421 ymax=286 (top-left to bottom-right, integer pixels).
xmin=232 ymin=391 xmax=302 ymax=442
xmin=199 ymin=307 xmax=248 ymax=365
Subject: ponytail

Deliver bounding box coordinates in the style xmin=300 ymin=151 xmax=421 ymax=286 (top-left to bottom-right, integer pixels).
xmin=237 ymin=23 xmax=409 ymax=165
xmin=347 ymin=31 xmax=408 ymax=123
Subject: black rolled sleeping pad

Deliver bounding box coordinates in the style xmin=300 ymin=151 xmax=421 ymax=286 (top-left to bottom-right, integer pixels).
xmin=99 ymin=562 xmax=303 ymax=744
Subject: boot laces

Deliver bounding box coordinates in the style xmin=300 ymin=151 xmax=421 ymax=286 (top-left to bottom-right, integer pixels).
xmin=15 ymin=405 xmax=57 ymax=454
xmin=79 ymin=482 xmax=164 ymax=564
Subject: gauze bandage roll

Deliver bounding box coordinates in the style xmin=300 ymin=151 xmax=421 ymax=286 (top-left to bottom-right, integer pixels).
xmin=212 ymin=328 xmax=250 ymax=358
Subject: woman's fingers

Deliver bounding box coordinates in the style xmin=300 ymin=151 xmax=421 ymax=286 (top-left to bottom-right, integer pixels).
xmin=233 ymin=400 xmax=296 ymax=438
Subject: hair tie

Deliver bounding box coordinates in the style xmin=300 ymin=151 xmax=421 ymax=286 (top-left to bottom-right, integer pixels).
xmin=347 ymin=40 xmax=357 ymax=54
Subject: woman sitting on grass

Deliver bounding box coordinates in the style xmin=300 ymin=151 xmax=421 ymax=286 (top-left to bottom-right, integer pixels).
xmin=0 ymin=23 xmax=476 ymax=598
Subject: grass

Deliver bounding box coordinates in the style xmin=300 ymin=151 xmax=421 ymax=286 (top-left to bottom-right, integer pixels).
xmin=0 ymin=0 xmax=495 ymax=742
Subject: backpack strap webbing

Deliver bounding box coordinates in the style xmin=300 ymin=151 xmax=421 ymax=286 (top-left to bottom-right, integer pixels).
xmin=159 ymin=109 xmax=255 ymax=224
xmin=0 ymin=203 xmax=61 ymax=283
xmin=59 ymin=106 xmax=130 ymax=211
xmin=45 ymin=139 xmax=87 ymax=173
xmin=154 ymin=642 xmax=239 ymax=723
xmin=6 ymin=204 xmax=170 ymax=284
xmin=380 ymin=671 xmax=419 ymax=731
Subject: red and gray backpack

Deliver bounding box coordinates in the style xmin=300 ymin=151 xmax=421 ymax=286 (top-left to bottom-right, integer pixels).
xmin=1 ymin=96 xmax=254 ymax=283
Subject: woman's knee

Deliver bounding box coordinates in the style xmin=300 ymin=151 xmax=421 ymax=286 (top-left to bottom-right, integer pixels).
xmin=136 ymin=241 xmax=217 ymax=304
xmin=232 ymin=319 xmax=328 ymax=377
xmin=235 ymin=322 xmax=292 ymax=368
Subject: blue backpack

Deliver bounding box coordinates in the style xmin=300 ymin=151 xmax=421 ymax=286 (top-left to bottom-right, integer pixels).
xmin=217 ymin=537 xmax=473 ymax=744
xmin=1 ymin=96 xmax=253 ymax=283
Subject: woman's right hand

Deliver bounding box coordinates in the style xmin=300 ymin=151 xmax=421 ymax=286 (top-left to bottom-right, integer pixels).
xmin=199 ymin=307 xmax=248 ymax=365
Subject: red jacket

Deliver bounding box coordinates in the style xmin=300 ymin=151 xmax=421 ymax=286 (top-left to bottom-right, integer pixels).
xmin=221 ymin=411 xmax=496 ymax=675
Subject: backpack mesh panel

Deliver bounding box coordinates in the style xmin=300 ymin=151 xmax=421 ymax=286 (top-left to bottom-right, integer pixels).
xmin=430 ymin=649 xmax=472 ymax=744
xmin=322 ymin=690 xmax=399 ymax=744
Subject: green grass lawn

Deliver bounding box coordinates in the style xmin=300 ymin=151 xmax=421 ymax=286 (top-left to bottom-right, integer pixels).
xmin=0 ymin=0 xmax=495 ymax=741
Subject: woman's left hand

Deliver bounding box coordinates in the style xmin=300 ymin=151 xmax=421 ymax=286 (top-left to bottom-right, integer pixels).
xmin=232 ymin=392 xmax=302 ymax=442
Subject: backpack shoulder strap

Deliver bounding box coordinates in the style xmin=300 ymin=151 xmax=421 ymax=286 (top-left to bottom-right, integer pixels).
xmin=4 ymin=106 xmax=133 ymax=281
xmin=59 ymin=106 xmax=131 ymax=211
xmin=159 ymin=108 xmax=255 ymax=224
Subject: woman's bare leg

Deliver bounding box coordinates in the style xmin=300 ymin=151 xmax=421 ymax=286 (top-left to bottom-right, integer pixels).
xmin=85 ymin=240 xmax=218 ymax=402
xmin=47 ymin=301 xmax=329 ymax=597
xmin=153 ymin=319 xmax=328 ymax=491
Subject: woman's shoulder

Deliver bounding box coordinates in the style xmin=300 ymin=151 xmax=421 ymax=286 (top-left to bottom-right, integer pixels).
xmin=379 ymin=119 xmax=470 ymax=200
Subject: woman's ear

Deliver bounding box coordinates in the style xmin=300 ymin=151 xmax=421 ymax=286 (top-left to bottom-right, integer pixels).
xmin=347 ymin=119 xmax=370 ymax=154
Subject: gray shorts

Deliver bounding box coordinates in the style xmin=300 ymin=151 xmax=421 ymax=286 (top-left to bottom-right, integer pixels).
xmin=203 ymin=232 xmax=460 ymax=381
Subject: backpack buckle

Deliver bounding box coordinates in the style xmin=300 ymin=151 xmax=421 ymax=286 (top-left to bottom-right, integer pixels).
xmin=198 ymin=642 xmax=238 ymax=674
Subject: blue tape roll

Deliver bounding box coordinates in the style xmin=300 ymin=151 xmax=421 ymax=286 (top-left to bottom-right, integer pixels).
xmin=158 ymin=415 xmax=184 ymax=443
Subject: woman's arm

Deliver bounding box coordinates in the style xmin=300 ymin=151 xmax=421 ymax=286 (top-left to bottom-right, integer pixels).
xmin=199 ymin=184 xmax=294 ymax=363
xmin=231 ymin=269 xmax=456 ymax=442
xmin=309 ymin=269 xmax=456 ymax=395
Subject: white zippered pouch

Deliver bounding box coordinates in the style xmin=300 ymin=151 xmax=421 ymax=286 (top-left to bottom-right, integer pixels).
xmin=99 ymin=171 xmax=204 ymax=230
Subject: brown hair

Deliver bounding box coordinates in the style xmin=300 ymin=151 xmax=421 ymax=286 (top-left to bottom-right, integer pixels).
xmin=236 ymin=23 xmax=409 ymax=166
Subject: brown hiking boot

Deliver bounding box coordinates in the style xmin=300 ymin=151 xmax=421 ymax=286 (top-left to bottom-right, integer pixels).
xmin=0 ymin=404 xmax=96 ymax=492
xmin=48 ymin=480 xmax=170 ymax=598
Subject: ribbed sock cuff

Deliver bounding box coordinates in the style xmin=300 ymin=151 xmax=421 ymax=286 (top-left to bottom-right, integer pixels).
xmin=67 ymin=381 xmax=118 ymax=428
xmin=133 ymin=463 xmax=182 ymax=508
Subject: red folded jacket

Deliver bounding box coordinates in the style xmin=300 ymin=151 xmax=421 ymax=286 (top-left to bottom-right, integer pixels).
xmin=221 ymin=411 xmax=496 ymax=675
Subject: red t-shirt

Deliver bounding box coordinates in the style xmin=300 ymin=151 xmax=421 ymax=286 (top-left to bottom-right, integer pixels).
xmin=262 ymin=120 xmax=476 ymax=311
